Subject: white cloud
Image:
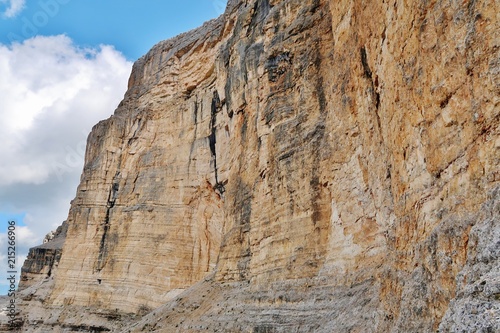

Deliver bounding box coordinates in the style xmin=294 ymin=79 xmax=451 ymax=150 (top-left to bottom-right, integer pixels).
xmin=1 ymin=0 xmax=26 ymax=18
xmin=0 ymin=35 xmax=132 ymax=186
xmin=0 ymin=35 xmax=132 ymax=292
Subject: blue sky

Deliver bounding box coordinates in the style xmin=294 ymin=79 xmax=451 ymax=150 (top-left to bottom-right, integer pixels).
xmin=1 ymin=0 xmax=227 ymax=60
xmin=0 ymin=213 xmax=26 ymax=232
xmin=0 ymin=0 xmax=227 ymax=295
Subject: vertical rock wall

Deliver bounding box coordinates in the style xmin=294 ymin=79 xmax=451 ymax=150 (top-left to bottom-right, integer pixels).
xmin=18 ymin=0 xmax=499 ymax=332
xmin=46 ymin=17 xmax=235 ymax=313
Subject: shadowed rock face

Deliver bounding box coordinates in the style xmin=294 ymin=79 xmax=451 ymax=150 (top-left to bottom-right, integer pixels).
xmin=16 ymin=0 xmax=499 ymax=332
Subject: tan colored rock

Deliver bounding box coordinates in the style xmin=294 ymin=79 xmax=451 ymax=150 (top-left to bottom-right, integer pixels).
xmin=18 ymin=0 xmax=499 ymax=332
xmin=45 ymin=16 xmax=232 ymax=314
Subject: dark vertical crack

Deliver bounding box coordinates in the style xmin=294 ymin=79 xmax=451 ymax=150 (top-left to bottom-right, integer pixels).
xmin=194 ymin=96 xmax=199 ymax=126
xmin=209 ymin=91 xmax=219 ymax=159
xmin=188 ymin=97 xmax=199 ymax=177
xmin=210 ymin=90 xmax=226 ymax=195
xmin=360 ymin=46 xmax=382 ymax=132
xmin=96 ymin=172 xmax=120 ymax=272
xmin=360 ymin=47 xmax=373 ymax=79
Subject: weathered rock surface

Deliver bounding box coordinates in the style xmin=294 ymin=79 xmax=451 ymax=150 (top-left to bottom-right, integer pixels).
xmin=19 ymin=221 xmax=67 ymax=290
xmin=439 ymin=188 xmax=500 ymax=333
xmin=18 ymin=0 xmax=499 ymax=332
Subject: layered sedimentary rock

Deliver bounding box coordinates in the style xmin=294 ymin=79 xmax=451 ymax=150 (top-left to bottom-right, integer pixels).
xmin=19 ymin=222 xmax=67 ymax=290
xmin=19 ymin=0 xmax=499 ymax=332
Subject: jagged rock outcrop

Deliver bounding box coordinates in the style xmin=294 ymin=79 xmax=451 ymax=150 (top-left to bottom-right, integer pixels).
xmin=19 ymin=222 xmax=68 ymax=290
xmin=18 ymin=0 xmax=499 ymax=332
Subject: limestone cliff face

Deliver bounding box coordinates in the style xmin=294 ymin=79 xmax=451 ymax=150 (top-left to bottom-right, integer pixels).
xmin=18 ymin=0 xmax=499 ymax=332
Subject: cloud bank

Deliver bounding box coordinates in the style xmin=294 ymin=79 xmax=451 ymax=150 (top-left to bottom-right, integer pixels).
xmin=0 ymin=35 xmax=132 ymax=293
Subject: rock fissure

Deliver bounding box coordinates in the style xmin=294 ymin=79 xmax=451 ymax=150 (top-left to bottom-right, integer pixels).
xmin=96 ymin=173 xmax=120 ymax=272
xmin=210 ymin=90 xmax=227 ymax=196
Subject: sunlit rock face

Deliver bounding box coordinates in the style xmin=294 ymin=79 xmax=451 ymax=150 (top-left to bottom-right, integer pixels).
xmin=17 ymin=0 xmax=499 ymax=332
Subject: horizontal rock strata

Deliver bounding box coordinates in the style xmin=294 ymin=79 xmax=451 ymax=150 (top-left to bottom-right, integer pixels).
xmin=18 ymin=0 xmax=499 ymax=332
